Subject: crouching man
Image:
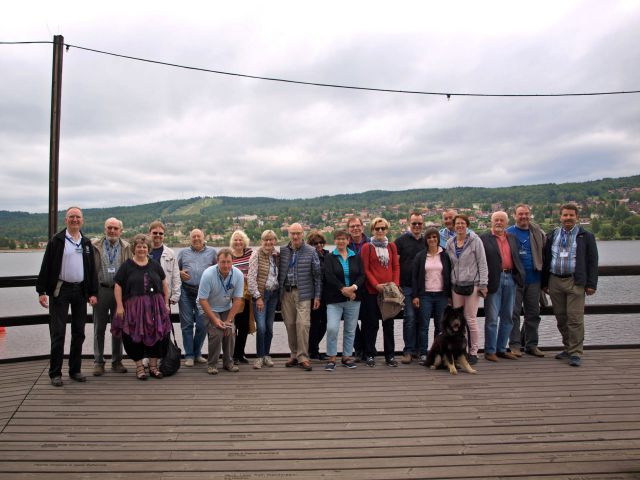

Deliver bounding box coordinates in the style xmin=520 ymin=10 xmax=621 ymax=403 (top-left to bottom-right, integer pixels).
xmin=197 ymin=248 xmax=244 ymax=375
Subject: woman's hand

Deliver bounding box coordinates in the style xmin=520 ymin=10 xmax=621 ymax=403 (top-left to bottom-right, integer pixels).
xmin=256 ymin=298 xmax=265 ymax=312
xmin=116 ymin=306 xmax=125 ymax=317
xmin=412 ymin=298 xmax=420 ymax=309
xmin=375 ymin=284 xmax=384 ymax=293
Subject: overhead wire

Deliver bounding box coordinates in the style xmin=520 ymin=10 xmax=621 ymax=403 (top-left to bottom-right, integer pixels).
xmin=2 ymin=40 xmax=639 ymax=98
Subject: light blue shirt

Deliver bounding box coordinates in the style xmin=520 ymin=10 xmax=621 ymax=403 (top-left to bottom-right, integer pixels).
xmin=177 ymin=245 xmax=217 ymax=287
xmin=197 ymin=265 xmax=244 ymax=313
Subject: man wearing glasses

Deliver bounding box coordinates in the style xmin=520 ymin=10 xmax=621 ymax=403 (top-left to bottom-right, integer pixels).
xmin=278 ymin=223 xmax=322 ymax=371
xmin=394 ymin=212 xmax=426 ymax=364
xmin=149 ymin=221 xmax=181 ymax=308
xmin=347 ymin=217 xmax=369 ymax=361
xmin=92 ymin=217 xmax=131 ymax=376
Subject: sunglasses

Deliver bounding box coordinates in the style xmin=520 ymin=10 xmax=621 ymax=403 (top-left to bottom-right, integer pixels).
xmin=151 ymin=231 xmax=164 ymax=236
xmin=411 ymin=222 xmax=423 ymax=226
xmin=311 ymin=241 xmax=326 ymax=246
xmin=374 ymin=226 xmax=387 ymax=232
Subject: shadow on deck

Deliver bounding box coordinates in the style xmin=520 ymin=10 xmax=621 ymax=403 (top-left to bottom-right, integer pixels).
xmin=0 ymin=349 xmax=639 ymax=479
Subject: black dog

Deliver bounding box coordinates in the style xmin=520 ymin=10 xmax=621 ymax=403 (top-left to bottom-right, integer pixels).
xmin=426 ymin=306 xmax=476 ymax=375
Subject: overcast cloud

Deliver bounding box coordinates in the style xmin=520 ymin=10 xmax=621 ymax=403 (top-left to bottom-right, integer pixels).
xmin=1 ymin=0 xmax=639 ymax=213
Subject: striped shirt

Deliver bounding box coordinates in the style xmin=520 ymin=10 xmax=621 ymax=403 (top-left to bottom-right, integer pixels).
xmin=232 ymin=248 xmax=253 ymax=278
xmin=550 ymin=226 xmax=578 ymax=275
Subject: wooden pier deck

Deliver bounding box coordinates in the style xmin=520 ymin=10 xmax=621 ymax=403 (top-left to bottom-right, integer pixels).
xmin=0 ymin=349 xmax=639 ymax=479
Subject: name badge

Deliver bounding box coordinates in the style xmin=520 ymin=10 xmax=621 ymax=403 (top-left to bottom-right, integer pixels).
xmin=519 ymin=250 xmax=526 ymax=256
xmin=560 ymin=251 xmax=569 ymax=258
xmin=75 ymin=247 xmax=83 ymax=253
xmin=224 ymin=295 xmax=231 ymax=302
xmin=108 ymin=267 xmax=116 ymax=273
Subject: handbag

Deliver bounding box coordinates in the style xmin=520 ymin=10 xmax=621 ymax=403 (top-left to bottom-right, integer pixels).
xmin=159 ymin=325 xmax=181 ymax=376
xmin=453 ymin=284 xmax=474 ymax=296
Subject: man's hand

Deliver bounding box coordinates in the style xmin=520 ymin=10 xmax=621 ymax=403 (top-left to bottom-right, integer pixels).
xmin=88 ymin=296 xmax=98 ymax=306
xmin=412 ymin=297 xmax=420 ymax=309
xmin=313 ymin=299 xmax=321 ymax=310
xmin=180 ymin=270 xmax=191 ymax=282
xmin=585 ymin=288 xmax=596 ymax=296
xmin=38 ymin=295 xmax=48 ymax=309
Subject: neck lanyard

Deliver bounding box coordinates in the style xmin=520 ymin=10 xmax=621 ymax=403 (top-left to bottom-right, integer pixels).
xmin=218 ymin=268 xmax=234 ymax=292
xmin=66 ymin=234 xmax=81 ymax=248
xmin=104 ymin=240 xmax=118 ymax=264
xmin=289 ymin=249 xmax=298 ymax=268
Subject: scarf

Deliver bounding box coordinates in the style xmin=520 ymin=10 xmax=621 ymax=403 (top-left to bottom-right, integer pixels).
xmin=371 ymin=237 xmax=390 ymax=268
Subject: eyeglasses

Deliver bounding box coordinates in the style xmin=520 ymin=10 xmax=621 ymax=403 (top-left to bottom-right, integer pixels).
xmin=374 ymin=226 xmax=387 ymax=232
xmin=411 ymin=222 xmax=423 ymax=226
xmin=427 ymin=235 xmax=438 ymax=240
xmin=348 ymin=224 xmax=362 ymax=229
xmin=106 ymin=226 xmax=121 ymax=231
xmin=311 ymin=241 xmax=326 ymax=246
xmin=151 ymin=231 xmax=164 ymax=236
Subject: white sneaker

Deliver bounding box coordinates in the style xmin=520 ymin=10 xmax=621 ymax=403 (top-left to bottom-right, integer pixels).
xmin=253 ymin=357 xmax=263 ymax=369
xmin=195 ymin=356 xmax=207 ymax=364
xmin=185 ymin=358 xmax=194 ymax=367
xmin=263 ymin=356 xmax=274 ymax=367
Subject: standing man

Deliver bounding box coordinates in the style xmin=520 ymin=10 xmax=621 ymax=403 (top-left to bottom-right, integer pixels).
xmin=36 ymin=207 xmax=98 ymax=387
xmin=149 ymin=221 xmax=181 ymax=307
xmin=439 ymin=209 xmax=458 ymax=249
xmin=481 ymin=211 xmax=524 ymax=362
xmin=347 ymin=216 xmax=369 ymax=361
xmin=177 ymin=229 xmax=217 ymax=367
xmin=543 ymin=204 xmax=598 ymax=367
xmin=394 ymin=211 xmax=425 ymax=364
xmin=507 ymin=204 xmax=546 ymax=357
xmin=279 ymin=223 xmax=322 ymax=371
xmin=92 ymin=217 xmax=131 ymax=376
xmin=198 ymin=248 xmax=244 ymax=375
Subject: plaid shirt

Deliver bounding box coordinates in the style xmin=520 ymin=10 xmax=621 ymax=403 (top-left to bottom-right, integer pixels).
xmin=549 ymin=225 xmax=578 ymax=275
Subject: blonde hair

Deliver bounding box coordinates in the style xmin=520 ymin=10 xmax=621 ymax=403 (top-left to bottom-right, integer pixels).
xmin=261 ymin=230 xmax=277 ymax=241
xmin=370 ymin=217 xmax=390 ymax=233
xmin=229 ymin=229 xmax=250 ymax=248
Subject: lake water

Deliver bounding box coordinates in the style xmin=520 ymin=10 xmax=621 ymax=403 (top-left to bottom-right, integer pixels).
xmin=1 ymin=241 xmax=639 ymax=360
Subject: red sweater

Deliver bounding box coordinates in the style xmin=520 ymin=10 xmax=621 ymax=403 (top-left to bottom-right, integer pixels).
xmin=361 ymin=242 xmax=400 ymax=294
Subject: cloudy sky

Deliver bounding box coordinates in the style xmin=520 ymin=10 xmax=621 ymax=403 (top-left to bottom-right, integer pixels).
xmin=1 ymin=0 xmax=639 ymax=213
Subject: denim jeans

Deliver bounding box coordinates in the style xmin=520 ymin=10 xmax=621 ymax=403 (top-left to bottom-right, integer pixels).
xmin=484 ymin=272 xmax=516 ymax=354
xmin=253 ymin=289 xmax=279 ymax=357
xmin=401 ymin=286 xmax=419 ymax=355
xmin=417 ymin=292 xmax=448 ymax=355
xmin=178 ymin=287 xmax=207 ymax=359
xmin=325 ymin=300 xmax=361 ymax=357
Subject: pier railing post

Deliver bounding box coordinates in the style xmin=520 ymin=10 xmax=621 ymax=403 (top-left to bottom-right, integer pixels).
xmin=48 ymin=35 xmax=64 ymax=239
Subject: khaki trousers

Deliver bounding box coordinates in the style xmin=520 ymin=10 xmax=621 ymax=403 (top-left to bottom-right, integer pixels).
xmin=548 ymin=275 xmax=585 ymax=357
xmin=281 ymin=289 xmax=311 ymax=362
xmin=206 ymin=310 xmax=235 ymax=368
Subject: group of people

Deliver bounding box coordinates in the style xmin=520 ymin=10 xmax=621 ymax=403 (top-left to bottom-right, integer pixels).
xmin=36 ymin=203 xmax=598 ymax=386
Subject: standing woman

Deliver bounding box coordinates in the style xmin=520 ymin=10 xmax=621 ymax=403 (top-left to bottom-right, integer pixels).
xmin=113 ymin=234 xmax=172 ymax=380
xmin=230 ymin=230 xmax=253 ymax=364
xmin=446 ymin=214 xmax=488 ymax=365
xmin=322 ymin=230 xmax=364 ymax=371
xmin=307 ymin=231 xmax=330 ymax=360
xmin=247 ymin=230 xmax=280 ymax=369
xmin=411 ymin=227 xmax=452 ymax=364
xmin=361 ymin=217 xmax=400 ymax=368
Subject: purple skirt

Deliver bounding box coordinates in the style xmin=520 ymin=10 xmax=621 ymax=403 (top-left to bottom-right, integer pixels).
xmin=112 ymin=293 xmax=172 ymax=347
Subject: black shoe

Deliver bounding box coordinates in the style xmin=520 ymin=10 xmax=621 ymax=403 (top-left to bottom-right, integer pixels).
xmin=366 ymin=356 xmax=376 ymax=367
xmin=468 ymin=355 xmax=478 ymax=365
xmin=236 ymin=356 xmax=249 ymax=364
xmin=385 ymin=358 xmax=399 ymax=367
xmin=69 ymin=373 xmax=87 ymax=383
xmin=309 ymin=353 xmax=320 ymax=360
xmin=51 ymin=376 xmax=63 ymax=387
xmin=318 ymin=353 xmax=327 ymax=361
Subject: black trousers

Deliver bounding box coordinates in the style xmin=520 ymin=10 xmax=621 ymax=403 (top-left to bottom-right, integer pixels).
xmin=122 ymin=333 xmax=163 ymax=361
xmin=309 ymin=301 xmax=327 ymax=356
xmin=353 ymin=303 xmax=364 ymax=357
xmin=49 ymin=282 xmax=87 ymax=378
xmin=361 ymin=292 xmax=395 ymax=359
xmin=233 ymin=299 xmax=250 ymax=359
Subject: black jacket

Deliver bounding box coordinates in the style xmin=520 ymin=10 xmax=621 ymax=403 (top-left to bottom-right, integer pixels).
xmin=394 ymin=232 xmax=426 ymax=287
xmin=36 ymin=229 xmax=99 ymax=299
xmin=411 ymin=249 xmax=452 ymax=298
xmin=542 ymin=226 xmax=598 ymax=290
xmin=480 ymin=232 xmax=525 ymax=294
xmin=323 ymin=251 xmax=365 ymax=304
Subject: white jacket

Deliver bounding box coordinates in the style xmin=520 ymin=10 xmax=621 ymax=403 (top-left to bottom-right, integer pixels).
xmin=159 ymin=246 xmax=181 ymax=304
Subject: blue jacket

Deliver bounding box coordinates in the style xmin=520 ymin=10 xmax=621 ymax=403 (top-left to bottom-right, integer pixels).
xmin=278 ymin=243 xmax=322 ymax=301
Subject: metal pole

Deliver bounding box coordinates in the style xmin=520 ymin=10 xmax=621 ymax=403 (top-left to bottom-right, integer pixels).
xmin=48 ymin=35 xmax=64 ymax=238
